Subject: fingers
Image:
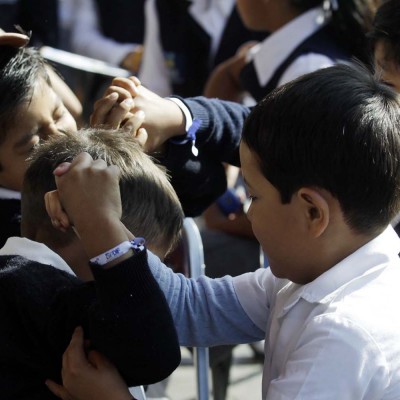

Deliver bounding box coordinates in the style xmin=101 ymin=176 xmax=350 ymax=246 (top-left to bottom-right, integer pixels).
xmin=54 ymin=153 xmax=111 ymax=186
xmin=123 ymin=110 xmax=145 ymax=134
xmin=90 ymin=76 xmax=142 ymax=128
xmin=87 ymin=349 xmax=112 ymax=369
xmin=45 ymin=380 xmax=74 ymax=400
xmin=104 ymin=97 xmax=135 ymax=129
xmin=129 ymin=76 xmax=141 ymax=86
xmin=104 ymin=85 xmax=133 ymax=101
xmin=53 ymin=162 xmax=72 ymax=177
xmin=44 ymin=190 xmax=71 ymax=232
xmin=135 ymin=128 xmax=148 ymax=148
xmin=0 ymin=32 xmax=29 ymax=47
xmin=91 ymin=90 xmax=134 ymax=128
xmin=111 ymin=77 xmax=140 ymax=96
xmin=62 ymin=327 xmax=89 ymax=373
xmin=90 ymin=92 xmax=119 ymax=126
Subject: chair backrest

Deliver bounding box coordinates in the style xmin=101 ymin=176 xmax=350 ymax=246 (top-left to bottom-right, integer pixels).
xmin=182 ymin=218 xmax=210 ymax=400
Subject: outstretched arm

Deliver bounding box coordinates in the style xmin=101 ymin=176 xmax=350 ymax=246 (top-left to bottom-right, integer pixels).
xmin=91 ymin=77 xmax=251 ymax=215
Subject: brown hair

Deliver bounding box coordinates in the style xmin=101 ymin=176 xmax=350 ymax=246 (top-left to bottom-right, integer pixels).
xmin=22 ymin=128 xmax=184 ymax=255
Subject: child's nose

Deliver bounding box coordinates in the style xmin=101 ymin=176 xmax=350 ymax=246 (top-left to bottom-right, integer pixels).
xmin=42 ymin=123 xmax=63 ymax=140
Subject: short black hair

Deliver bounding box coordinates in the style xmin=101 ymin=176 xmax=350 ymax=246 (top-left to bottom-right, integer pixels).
xmin=242 ymin=62 xmax=400 ymax=235
xmin=0 ymin=46 xmax=50 ymax=144
xmin=369 ymin=0 xmax=400 ymax=66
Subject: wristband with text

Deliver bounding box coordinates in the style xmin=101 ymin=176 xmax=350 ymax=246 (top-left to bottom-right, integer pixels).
xmin=90 ymin=237 xmax=146 ymax=266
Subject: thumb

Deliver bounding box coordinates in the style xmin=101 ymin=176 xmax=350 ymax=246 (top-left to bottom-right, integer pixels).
xmin=45 ymin=380 xmax=74 ymax=400
xmin=135 ymin=127 xmax=148 ymax=148
xmin=53 ymin=162 xmax=72 ymax=177
xmin=87 ymin=349 xmax=112 ymax=369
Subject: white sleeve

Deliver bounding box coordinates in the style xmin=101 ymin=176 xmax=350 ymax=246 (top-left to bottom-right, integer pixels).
xmin=69 ymin=0 xmax=140 ymax=66
xmin=278 ymin=53 xmax=335 ymax=86
xmin=139 ymin=0 xmax=172 ymax=96
xmin=233 ymin=268 xmax=278 ymax=331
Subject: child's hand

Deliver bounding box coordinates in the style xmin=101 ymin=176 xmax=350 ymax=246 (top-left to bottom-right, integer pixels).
xmin=203 ymin=41 xmax=259 ymax=101
xmin=0 ymin=30 xmax=29 ymax=47
xmin=48 ymin=153 xmax=130 ymax=257
xmin=90 ymin=77 xmax=140 ymax=129
xmin=91 ymin=77 xmax=186 ymax=153
xmin=45 ymin=189 xmax=71 ymax=233
xmin=46 ymin=327 xmax=133 ymax=400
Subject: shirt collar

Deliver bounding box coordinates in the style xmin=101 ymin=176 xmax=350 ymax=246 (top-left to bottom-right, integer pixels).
xmin=0 ymin=236 xmax=75 ymax=275
xmin=0 ymin=187 xmax=21 ymax=200
xmin=276 ymin=226 xmax=400 ymax=318
xmin=247 ymin=7 xmax=328 ymax=87
xmin=189 ymin=0 xmax=235 ymax=57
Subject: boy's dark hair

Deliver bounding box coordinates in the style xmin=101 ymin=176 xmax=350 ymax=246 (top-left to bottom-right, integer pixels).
xmin=369 ymin=0 xmax=400 ymax=66
xmin=22 ymin=128 xmax=184 ymax=255
xmin=242 ymin=62 xmax=400 ymax=235
xmin=0 ymin=46 xmax=50 ymax=144
xmin=290 ymin=0 xmax=378 ymax=63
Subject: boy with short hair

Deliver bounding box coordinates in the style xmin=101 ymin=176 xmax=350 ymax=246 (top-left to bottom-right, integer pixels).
xmin=21 ymin=127 xmax=183 ymax=277
xmin=0 ymin=33 xmax=139 ymax=246
xmin=0 ymin=127 xmax=183 ymax=399
xmin=55 ymin=63 xmax=400 ymax=398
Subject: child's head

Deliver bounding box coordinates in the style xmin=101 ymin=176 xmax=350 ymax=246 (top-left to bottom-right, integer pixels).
xmin=21 ymin=128 xmax=184 ymax=260
xmin=241 ymin=63 xmax=400 ymax=282
xmin=0 ymin=45 xmax=76 ymax=191
xmin=370 ymin=0 xmax=400 ymax=92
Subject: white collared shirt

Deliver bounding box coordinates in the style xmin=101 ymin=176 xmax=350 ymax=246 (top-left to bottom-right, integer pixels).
xmin=234 ymin=226 xmax=400 ymax=399
xmin=0 ymin=187 xmax=21 ymax=200
xmin=0 ymin=237 xmax=75 ymax=275
xmin=247 ymin=7 xmax=335 ymax=89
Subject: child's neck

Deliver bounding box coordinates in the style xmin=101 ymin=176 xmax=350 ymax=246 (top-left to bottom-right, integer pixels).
xmin=267 ymin=5 xmax=303 ymax=32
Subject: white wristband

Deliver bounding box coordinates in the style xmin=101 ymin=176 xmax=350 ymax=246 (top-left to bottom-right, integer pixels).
xmin=90 ymin=237 xmax=146 ymax=266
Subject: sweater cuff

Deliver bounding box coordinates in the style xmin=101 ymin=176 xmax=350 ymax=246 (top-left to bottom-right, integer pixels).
xmin=90 ymin=250 xmax=161 ymax=308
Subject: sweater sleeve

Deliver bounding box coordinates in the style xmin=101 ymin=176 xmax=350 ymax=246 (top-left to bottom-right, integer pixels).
xmin=0 ymin=252 xmax=180 ymax=388
xmin=161 ymin=97 xmax=251 ymax=216
xmin=171 ymin=96 xmax=251 ymax=166
xmin=86 ymin=250 xmax=181 ymax=384
xmin=147 ymin=251 xmax=265 ymax=346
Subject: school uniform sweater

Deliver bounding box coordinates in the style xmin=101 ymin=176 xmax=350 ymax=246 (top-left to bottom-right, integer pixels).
xmin=161 ymin=96 xmax=248 ymax=216
xmin=240 ymin=24 xmax=349 ymax=102
xmin=94 ymin=0 xmax=145 ymax=45
xmin=0 ymin=189 xmax=22 ymax=247
xmin=0 ymin=240 xmax=180 ymax=399
xmin=0 ymin=198 xmax=21 ymax=247
xmin=239 ymin=8 xmax=350 ymax=102
xmin=152 ymin=0 xmax=267 ymax=96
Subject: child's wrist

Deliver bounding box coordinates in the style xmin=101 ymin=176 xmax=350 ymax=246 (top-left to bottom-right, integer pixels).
xmin=164 ymin=98 xmax=187 ymax=139
xmin=76 ymin=218 xmax=130 ymax=260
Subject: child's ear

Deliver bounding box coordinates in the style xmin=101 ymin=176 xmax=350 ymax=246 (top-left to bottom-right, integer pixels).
xmin=296 ymin=187 xmax=329 ymax=238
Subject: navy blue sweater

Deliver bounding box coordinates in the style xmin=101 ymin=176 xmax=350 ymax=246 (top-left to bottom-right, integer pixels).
xmin=0 ymin=249 xmax=180 ymax=399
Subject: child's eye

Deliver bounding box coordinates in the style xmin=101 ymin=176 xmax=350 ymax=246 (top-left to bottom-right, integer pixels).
xmin=248 ymin=195 xmax=257 ymax=201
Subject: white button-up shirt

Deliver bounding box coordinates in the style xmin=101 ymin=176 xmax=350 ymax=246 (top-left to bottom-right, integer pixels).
xmin=247 ymin=7 xmax=335 ymax=89
xmin=234 ymin=226 xmax=400 ymax=399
